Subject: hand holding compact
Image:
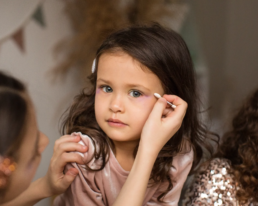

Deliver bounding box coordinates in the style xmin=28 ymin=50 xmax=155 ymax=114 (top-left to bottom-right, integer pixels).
xmin=42 ymin=135 xmax=88 ymax=196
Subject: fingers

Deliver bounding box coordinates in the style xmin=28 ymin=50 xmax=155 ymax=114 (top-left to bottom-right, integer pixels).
xmin=54 ymin=142 xmax=87 ymax=158
xmin=62 ymin=152 xmax=85 ymax=165
xmin=54 ymin=135 xmax=88 ymax=157
xmin=60 ymin=168 xmax=79 ymax=190
xmin=54 ymin=135 xmax=81 ymax=150
xmin=45 ymin=134 xmax=86 ymax=195
xmin=148 ymin=97 xmax=167 ymax=120
xmin=162 ymin=108 xmax=172 ymax=117
xmin=163 ymin=95 xmax=188 ymax=116
xmin=51 ymin=135 xmax=87 ymax=174
xmin=161 ymin=95 xmax=188 ymax=129
xmin=53 ymin=152 xmax=85 ymax=174
xmin=149 ymin=94 xmax=187 ymax=122
xmin=163 ymin=95 xmax=187 ymax=107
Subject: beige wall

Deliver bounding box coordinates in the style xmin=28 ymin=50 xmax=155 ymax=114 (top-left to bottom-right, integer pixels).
xmin=190 ymin=0 xmax=258 ymax=132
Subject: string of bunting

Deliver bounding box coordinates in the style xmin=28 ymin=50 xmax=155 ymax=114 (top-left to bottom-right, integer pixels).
xmin=0 ymin=2 xmax=46 ymax=53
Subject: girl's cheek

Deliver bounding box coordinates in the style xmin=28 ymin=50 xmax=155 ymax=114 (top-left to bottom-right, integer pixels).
xmin=26 ymin=155 xmax=41 ymax=173
xmin=133 ymin=95 xmax=153 ymax=107
xmin=96 ymin=88 xmax=106 ymax=100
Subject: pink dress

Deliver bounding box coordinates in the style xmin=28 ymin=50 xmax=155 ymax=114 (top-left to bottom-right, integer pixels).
xmin=54 ymin=132 xmax=194 ymax=206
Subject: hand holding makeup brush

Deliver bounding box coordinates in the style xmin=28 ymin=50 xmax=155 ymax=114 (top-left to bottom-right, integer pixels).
xmin=140 ymin=94 xmax=187 ymax=156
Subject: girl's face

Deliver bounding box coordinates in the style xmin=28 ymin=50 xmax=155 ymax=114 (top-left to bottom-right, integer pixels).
xmin=95 ymin=52 xmax=164 ymax=145
xmin=2 ymin=100 xmax=49 ymax=203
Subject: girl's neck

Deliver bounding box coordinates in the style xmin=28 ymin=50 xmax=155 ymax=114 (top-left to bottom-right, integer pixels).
xmin=112 ymin=139 xmax=139 ymax=171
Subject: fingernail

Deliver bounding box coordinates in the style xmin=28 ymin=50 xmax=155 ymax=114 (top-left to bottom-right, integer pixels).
xmin=73 ymin=135 xmax=79 ymax=139
xmin=82 ymin=146 xmax=87 ymax=150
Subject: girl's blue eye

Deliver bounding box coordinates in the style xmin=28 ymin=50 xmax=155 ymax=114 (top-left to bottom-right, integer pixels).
xmin=102 ymin=86 xmax=113 ymax=93
xmin=129 ymin=90 xmax=142 ymax=98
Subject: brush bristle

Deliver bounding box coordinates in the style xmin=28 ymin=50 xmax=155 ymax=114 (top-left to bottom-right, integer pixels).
xmin=154 ymin=93 xmax=161 ymax=98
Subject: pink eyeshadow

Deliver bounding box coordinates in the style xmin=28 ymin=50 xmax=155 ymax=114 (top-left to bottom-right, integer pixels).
xmin=96 ymin=88 xmax=101 ymax=94
xmin=135 ymin=95 xmax=151 ymax=102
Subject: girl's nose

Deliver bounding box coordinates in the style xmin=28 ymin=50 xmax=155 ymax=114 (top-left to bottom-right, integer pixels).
xmin=109 ymin=95 xmax=125 ymax=113
xmin=38 ymin=132 xmax=49 ymax=154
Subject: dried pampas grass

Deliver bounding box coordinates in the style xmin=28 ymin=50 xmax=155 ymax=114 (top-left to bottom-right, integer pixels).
xmin=52 ymin=0 xmax=189 ymax=83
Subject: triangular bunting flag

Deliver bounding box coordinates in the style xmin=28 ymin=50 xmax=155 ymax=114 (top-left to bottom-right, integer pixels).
xmin=32 ymin=4 xmax=46 ymax=27
xmin=12 ymin=28 xmax=25 ymax=53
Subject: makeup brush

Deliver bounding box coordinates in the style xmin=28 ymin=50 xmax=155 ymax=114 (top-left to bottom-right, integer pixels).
xmin=154 ymin=93 xmax=176 ymax=109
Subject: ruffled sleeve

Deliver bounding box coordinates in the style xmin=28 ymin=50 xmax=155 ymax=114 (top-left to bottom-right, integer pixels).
xmin=53 ymin=132 xmax=105 ymax=206
xmin=183 ymin=158 xmax=240 ymax=206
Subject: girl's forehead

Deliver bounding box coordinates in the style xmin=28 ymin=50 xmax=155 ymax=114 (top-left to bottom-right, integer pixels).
xmin=97 ymin=53 xmax=163 ymax=92
xmin=99 ymin=51 xmax=137 ymax=64
xmin=98 ymin=52 xmax=149 ymax=74
xmin=98 ymin=53 xmax=145 ymax=76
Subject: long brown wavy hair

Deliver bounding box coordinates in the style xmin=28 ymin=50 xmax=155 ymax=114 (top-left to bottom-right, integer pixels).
xmin=215 ymin=88 xmax=258 ymax=203
xmin=61 ymin=23 xmax=218 ymax=202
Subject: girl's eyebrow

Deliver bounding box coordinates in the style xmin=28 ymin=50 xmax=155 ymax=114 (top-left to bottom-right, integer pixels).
xmin=97 ymin=78 xmax=111 ymax=84
xmin=126 ymin=83 xmax=151 ymax=92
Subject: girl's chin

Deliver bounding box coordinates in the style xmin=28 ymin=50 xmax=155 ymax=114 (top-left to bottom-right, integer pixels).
xmin=108 ymin=135 xmax=140 ymax=143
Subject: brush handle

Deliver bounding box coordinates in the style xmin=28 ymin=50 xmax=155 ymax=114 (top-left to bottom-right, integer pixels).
xmin=166 ymin=101 xmax=177 ymax=109
xmin=153 ymin=93 xmax=176 ymax=109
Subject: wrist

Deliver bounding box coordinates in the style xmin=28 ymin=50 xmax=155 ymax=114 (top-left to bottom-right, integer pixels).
xmin=138 ymin=140 xmax=159 ymax=159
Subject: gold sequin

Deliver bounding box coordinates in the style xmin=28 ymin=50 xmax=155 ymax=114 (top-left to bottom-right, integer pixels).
xmin=183 ymin=158 xmax=258 ymax=206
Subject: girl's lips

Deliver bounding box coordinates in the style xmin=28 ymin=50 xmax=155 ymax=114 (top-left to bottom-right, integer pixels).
xmin=107 ymin=118 xmax=127 ymax=127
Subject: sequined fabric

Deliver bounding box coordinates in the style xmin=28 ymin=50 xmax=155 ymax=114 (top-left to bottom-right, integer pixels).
xmin=183 ymin=158 xmax=257 ymax=206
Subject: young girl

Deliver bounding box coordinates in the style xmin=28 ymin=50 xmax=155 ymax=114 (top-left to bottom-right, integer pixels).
xmin=184 ymin=89 xmax=258 ymax=206
xmin=54 ymin=23 xmax=215 ymax=206
xmin=0 ymin=71 xmax=88 ymax=205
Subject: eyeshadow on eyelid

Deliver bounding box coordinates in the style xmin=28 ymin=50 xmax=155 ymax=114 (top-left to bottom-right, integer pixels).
xmin=96 ymin=88 xmax=101 ymax=94
xmin=142 ymin=94 xmax=151 ymax=98
xmin=135 ymin=94 xmax=151 ymax=101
